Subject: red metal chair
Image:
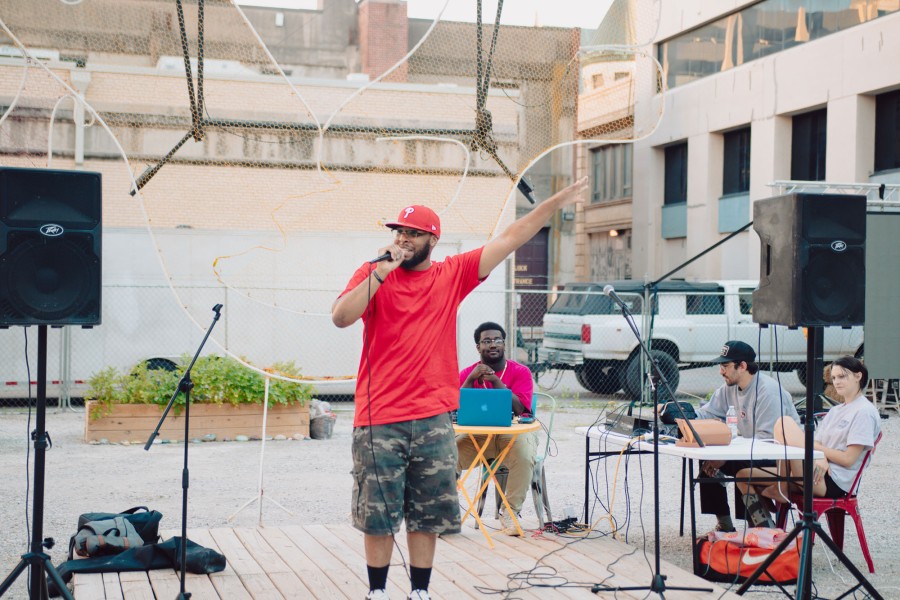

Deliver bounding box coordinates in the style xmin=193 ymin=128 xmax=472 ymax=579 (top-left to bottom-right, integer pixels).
xmin=774 ymin=431 xmax=882 ymax=573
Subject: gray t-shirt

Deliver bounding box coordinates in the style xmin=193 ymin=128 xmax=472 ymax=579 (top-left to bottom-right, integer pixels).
xmin=815 ymin=395 xmax=881 ymax=492
xmin=696 ymin=372 xmax=800 ymax=439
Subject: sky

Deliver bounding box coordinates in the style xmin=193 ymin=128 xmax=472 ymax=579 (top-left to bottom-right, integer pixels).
xmin=234 ymin=0 xmax=612 ymax=29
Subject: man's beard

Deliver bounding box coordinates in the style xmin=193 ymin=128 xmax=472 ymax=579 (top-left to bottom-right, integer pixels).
xmin=400 ymin=243 xmax=431 ymax=269
xmin=482 ymin=351 xmax=505 ymax=369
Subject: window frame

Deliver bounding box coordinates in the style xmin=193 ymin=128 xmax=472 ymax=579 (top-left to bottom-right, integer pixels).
xmin=664 ymin=142 xmax=688 ymax=205
xmin=791 ymin=108 xmax=827 ymax=181
xmin=590 ymin=144 xmax=634 ymax=204
xmin=723 ymin=127 xmax=751 ymax=195
xmin=875 ymin=89 xmax=900 ymax=173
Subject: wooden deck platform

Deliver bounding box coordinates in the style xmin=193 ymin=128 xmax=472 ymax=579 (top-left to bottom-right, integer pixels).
xmin=71 ymin=525 xmax=740 ymax=599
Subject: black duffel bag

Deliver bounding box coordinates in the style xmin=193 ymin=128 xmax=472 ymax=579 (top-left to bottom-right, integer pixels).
xmin=76 ymin=506 xmax=162 ymax=548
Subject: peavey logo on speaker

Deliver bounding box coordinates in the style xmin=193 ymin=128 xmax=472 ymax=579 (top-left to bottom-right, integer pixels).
xmin=39 ymin=224 xmax=64 ymax=237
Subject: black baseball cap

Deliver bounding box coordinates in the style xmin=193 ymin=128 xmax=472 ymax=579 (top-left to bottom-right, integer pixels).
xmin=710 ymin=340 xmax=756 ymax=364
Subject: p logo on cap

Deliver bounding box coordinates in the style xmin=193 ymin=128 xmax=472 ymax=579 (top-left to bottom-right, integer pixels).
xmin=385 ymin=204 xmax=441 ymax=238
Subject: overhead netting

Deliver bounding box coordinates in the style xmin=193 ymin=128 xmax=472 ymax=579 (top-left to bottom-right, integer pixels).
xmin=0 ymin=0 xmax=663 ymax=388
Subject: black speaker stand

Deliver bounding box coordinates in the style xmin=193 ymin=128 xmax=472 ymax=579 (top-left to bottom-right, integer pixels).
xmin=0 ymin=326 xmax=74 ymax=600
xmin=143 ymin=304 xmax=222 ymax=600
xmin=736 ymin=327 xmax=882 ymax=599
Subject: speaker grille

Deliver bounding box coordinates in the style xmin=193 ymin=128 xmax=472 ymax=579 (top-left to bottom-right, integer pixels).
xmin=802 ymin=247 xmax=865 ymax=325
xmin=0 ymin=233 xmax=100 ymax=325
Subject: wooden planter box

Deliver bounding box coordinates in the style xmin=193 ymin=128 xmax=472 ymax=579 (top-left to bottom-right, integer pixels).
xmin=84 ymin=401 xmax=310 ymax=443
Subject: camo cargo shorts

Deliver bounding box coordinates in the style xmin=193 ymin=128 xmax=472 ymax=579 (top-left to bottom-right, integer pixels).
xmin=351 ymin=412 xmax=461 ymax=536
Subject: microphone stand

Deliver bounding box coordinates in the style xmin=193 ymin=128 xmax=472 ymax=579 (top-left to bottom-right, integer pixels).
xmin=144 ymin=304 xmax=223 ymax=600
xmin=591 ymin=291 xmax=711 ymax=597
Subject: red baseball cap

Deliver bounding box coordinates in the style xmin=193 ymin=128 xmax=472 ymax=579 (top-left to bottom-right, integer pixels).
xmin=385 ymin=205 xmax=441 ymax=238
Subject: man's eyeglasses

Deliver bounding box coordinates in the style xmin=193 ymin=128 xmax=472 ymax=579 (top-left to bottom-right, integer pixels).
xmin=479 ymin=338 xmax=505 ymax=345
xmin=393 ymin=228 xmax=427 ymax=239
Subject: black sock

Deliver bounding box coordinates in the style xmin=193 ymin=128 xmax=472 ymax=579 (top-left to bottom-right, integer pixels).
xmin=367 ymin=565 xmax=389 ymax=591
xmin=410 ymin=566 xmax=432 ymax=591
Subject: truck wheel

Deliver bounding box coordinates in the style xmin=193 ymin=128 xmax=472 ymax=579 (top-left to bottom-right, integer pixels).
xmin=796 ymin=364 xmax=808 ymax=387
xmin=575 ymin=361 xmax=622 ymax=395
xmin=622 ymin=350 xmax=679 ymax=401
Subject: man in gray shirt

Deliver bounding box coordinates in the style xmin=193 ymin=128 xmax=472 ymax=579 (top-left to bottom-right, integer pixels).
xmin=696 ymin=341 xmax=800 ymax=531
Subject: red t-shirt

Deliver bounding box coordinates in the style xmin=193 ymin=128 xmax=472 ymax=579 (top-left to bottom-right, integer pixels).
xmin=459 ymin=360 xmax=534 ymax=413
xmin=340 ymin=247 xmax=484 ymax=427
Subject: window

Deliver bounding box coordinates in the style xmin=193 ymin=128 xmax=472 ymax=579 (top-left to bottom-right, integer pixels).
xmin=664 ymin=142 xmax=688 ymax=205
xmin=739 ymin=288 xmax=754 ymax=315
xmin=548 ymin=288 xmax=657 ymax=316
xmin=875 ymin=89 xmax=900 ymax=172
xmin=723 ymin=128 xmax=751 ymax=195
xmin=658 ymin=0 xmax=900 ymax=89
xmin=592 ymin=73 xmax=604 ymax=89
xmin=791 ymin=109 xmax=827 ymax=181
xmin=591 ymin=144 xmax=633 ymax=203
xmin=687 ymin=290 xmax=725 ymax=315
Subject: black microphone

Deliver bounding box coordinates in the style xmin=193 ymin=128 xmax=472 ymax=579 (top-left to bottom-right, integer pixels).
xmin=517 ymin=176 xmax=536 ymax=204
xmin=369 ymin=252 xmax=393 ymax=264
xmin=603 ymin=284 xmax=627 ymax=309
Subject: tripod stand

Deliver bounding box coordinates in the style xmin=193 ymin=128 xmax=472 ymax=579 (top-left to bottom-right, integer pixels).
xmin=0 ymin=326 xmax=74 ymax=600
xmin=144 ymin=304 xmax=223 ymax=600
xmin=228 ymin=375 xmax=293 ymax=525
xmin=591 ymin=287 xmax=712 ymax=598
xmin=736 ymin=327 xmax=882 ymax=599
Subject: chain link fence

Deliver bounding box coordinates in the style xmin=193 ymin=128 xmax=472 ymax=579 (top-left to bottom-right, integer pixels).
xmin=3 ymin=282 xmax=871 ymax=412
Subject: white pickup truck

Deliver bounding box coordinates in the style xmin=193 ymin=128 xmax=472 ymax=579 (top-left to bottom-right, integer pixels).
xmin=537 ymin=280 xmax=864 ymax=397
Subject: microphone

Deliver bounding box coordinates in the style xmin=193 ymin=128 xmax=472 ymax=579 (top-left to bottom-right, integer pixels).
xmin=369 ymin=252 xmax=393 ymax=264
xmin=603 ymin=284 xmax=627 ymax=309
xmin=517 ymin=176 xmax=536 ymax=204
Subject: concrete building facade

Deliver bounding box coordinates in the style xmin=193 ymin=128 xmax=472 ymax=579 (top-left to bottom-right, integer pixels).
xmin=581 ymin=0 xmax=900 ymax=284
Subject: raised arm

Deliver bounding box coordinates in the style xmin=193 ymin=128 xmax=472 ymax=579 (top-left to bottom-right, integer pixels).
xmin=478 ymin=177 xmax=587 ymax=279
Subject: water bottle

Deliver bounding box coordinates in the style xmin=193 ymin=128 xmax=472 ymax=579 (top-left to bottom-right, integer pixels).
xmin=726 ymin=405 xmax=738 ymax=438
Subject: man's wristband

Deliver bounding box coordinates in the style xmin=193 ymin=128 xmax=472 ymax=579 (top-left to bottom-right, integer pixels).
xmin=372 ymin=271 xmax=384 ymax=284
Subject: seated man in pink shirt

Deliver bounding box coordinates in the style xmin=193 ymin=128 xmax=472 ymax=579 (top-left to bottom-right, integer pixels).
xmin=457 ymin=322 xmax=537 ymax=535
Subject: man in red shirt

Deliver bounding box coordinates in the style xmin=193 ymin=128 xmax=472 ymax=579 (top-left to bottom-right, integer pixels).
xmin=458 ymin=321 xmax=536 ymax=535
xmin=332 ymin=177 xmax=586 ymax=600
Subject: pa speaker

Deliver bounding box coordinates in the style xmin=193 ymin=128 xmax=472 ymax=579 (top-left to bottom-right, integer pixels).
xmin=752 ymin=193 xmax=865 ymax=328
xmin=753 ymin=194 xmax=866 ymax=327
xmin=0 ymin=167 xmax=102 ymax=326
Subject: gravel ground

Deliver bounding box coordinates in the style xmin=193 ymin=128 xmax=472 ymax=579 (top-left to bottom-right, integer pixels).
xmin=1 ymin=377 xmax=897 ymax=600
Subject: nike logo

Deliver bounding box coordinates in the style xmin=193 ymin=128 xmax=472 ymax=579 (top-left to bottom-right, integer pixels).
xmin=741 ymin=552 xmax=769 ymax=566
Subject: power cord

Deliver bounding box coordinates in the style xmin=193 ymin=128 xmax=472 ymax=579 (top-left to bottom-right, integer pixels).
xmin=361 ymin=264 xmax=410 ymax=581
xmin=23 ymin=327 xmax=33 ymax=594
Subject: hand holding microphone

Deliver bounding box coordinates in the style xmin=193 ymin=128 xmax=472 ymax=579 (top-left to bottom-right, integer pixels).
xmin=369 ymin=243 xmax=406 ymax=267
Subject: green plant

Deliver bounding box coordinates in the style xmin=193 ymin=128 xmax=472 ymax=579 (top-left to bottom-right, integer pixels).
xmin=86 ymin=356 xmax=314 ymax=420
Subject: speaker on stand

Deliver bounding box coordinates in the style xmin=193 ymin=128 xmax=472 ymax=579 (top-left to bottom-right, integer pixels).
xmin=752 ymin=193 xmax=865 ymax=329
xmin=0 ymin=166 xmax=101 ymax=600
xmin=1 ymin=167 xmax=102 ymax=326
xmin=739 ymin=193 xmax=881 ymax=599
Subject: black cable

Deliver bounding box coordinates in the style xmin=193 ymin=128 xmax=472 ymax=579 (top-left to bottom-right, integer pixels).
xmin=23 ymin=327 xmax=33 ymax=593
xmin=361 ymin=263 xmax=410 ymax=581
